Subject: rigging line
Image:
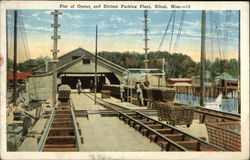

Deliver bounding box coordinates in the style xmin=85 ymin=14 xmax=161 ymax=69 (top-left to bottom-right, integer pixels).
xmin=210 ymin=11 xmax=215 ymax=63
xmin=8 ymin=11 xmax=14 ymax=61
xmin=20 ymin=11 xmax=32 ymax=60
xmin=169 ymin=11 xmax=185 ymax=78
xmin=18 ymin=11 xmax=31 ymax=60
xmin=166 ymin=11 xmax=178 ymax=78
xmin=223 ymin=10 xmax=232 ymax=59
xmin=18 ymin=19 xmax=30 ymax=60
xmin=18 ymin=11 xmax=39 ymax=101
xmin=158 ymin=11 xmax=175 ymax=51
xmin=173 ymin=10 xmax=186 ymax=54
xmin=168 ymin=11 xmax=176 ymax=53
xmin=214 ymin=12 xmax=222 ymax=62
xmin=153 ymin=11 xmax=174 ymax=70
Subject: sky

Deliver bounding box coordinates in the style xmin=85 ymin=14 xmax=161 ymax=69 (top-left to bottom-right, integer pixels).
xmin=6 ymin=10 xmax=240 ymax=62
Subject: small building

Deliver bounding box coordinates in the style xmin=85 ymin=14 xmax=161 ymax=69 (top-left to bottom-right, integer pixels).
xmin=221 ymin=78 xmax=238 ymax=89
xmin=7 ymin=72 xmax=32 ymax=88
xmin=167 ymin=78 xmax=192 ymax=86
xmin=127 ymin=74 xmax=164 ymax=87
xmin=214 ymin=72 xmax=234 ymax=86
xmin=26 ymin=48 xmax=126 ymax=101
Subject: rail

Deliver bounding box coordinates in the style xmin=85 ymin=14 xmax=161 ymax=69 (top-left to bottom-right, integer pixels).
xmin=100 ymin=98 xmax=224 ymax=151
xmin=85 ymin=93 xmax=224 ymax=151
xmin=70 ymin=106 xmax=83 ymax=151
xmin=36 ymin=102 xmax=57 ymax=151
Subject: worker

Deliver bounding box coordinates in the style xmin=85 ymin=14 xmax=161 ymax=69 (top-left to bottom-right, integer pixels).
xmin=136 ymin=82 xmax=144 ymax=106
xmin=76 ymin=79 xmax=82 ymax=95
xmin=120 ymin=83 xmax=125 ymax=102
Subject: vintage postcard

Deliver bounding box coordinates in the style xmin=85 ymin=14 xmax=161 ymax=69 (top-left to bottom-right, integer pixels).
xmin=0 ymin=1 xmax=249 ymax=160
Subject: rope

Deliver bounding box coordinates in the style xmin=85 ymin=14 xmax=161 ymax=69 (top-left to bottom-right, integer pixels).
xmin=173 ymin=11 xmax=186 ymax=54
xmin=158 ymin=11 xmax=175 ymax=51
xmin=168 ymin=11 xmax=176 ymax=53
xmin=18 ymin=11 xmax=39 ymax=100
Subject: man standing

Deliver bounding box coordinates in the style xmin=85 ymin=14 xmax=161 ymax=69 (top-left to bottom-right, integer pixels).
xmin=136 ymin=82 xmax=144 ymax=106
xmin=76 ymin=79 xmax=82 ymax=95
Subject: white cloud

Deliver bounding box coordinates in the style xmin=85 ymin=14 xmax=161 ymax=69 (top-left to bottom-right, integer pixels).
xmin=24 ymin=24 xmax=51 ymax=32
xmin=63 ymin=13 xmax=84 ymax=20
xmin=110 ymin=15 xmax=126 ymax=23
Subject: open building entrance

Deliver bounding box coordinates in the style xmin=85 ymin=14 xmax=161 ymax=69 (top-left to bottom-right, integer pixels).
xmin=59 ymin=72 xmax=120 ymax=91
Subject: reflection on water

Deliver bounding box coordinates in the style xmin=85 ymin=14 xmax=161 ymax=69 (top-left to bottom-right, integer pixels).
xmin=174 ymin=93 xmax=238 ymax=114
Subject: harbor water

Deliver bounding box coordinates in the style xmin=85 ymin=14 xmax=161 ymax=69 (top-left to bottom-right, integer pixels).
xmin=174 ymin=93 xmax=238 ymax=114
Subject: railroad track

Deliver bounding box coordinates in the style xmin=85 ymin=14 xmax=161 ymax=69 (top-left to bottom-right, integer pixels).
xmin=194 ymin=106 xmax=240 ymax=123
xmin=85 ymin=93 xmax=224 ymax=152
xmin=36 ymin=98 xmax=83 ymax=152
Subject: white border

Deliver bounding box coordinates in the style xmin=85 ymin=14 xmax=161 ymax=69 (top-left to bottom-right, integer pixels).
xmin=0 ymin=1 xmax=249 ymax=160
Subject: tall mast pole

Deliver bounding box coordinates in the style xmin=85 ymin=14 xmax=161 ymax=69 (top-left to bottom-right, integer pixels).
xmin=237 ymin=10 xmax=241 ymax=114
xmin=51 ymin=10 xmax=61 ymax=108
xmin=200 ymin=10 xmax=206 ymax=107
xmin=162 ymin=58 xmax=165 ymax=86
xmin=13 ymin=10 xmax=17 ymax=106
xmin=94 ymin=25 xmax=98 ymax=105
xmin=143 ymin=10 xmax=149 ymax=81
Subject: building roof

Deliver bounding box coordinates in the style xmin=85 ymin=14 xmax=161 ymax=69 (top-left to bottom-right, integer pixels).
xmin=7 ymin=72 xmax=32 ymax=80
xmin=214 ymin=72 xmax=233 ymax=79
xmin=30 ymin=47 xmax=126 ymax=77
xmin=167 ymin=78 xmax=192 ymax=82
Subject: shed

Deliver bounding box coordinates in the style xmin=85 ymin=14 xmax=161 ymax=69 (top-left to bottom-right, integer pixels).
xmin=26 ymin=48 xmax=126 ymax=101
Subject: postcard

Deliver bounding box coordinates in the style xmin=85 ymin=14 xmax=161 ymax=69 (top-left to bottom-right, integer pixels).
xmin=0 ymin=1 xmax=249 ymax=160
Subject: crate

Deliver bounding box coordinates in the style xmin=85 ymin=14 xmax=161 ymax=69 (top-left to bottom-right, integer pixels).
xmin=161 ymin=89 xmax=176 ymax=102
xmin=58 ymin=90 xmax=71 ymax=101
xmin=205 ymin=121 xmax=241 ymax=151
xmin=101 ymin=90 xmax=111 ymax=99
xmin=156 ymin=102 xmax=194 ymax=127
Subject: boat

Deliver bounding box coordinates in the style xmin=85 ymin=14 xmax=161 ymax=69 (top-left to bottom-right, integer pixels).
xmin=204 ymin=93 xmax=222 ymax=111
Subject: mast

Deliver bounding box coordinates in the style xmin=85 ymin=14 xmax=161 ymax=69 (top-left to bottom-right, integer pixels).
xmin=237 ymin=10 xmax=241 ymax=114
xmin=143 ymin=10 xmax=149 ymax=81
xmin=51 ymin=10 xmax=61 ymax=108
xmin=200 ymin=10 xmax=206 ymax=106
xmin=13 ymin=10 xmax=17 ymax=106
xmin=94 ymin=25 xmax=98 ymax=105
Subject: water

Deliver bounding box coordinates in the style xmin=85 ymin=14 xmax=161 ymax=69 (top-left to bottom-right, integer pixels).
xmin=174 ymin=93 xmax=238 ymax=114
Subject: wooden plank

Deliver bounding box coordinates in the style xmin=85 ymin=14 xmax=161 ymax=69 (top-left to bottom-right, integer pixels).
xmin=155 ymin=128 xmax=172 ymax=134
xmin=44 ymin=144 xmax=76 ymax=148
xmin=176 ymin=140 xmax=198 ymax=151
xmin=43 ymin=148 xmax=78 ymax=152
xmin=147 ymin=124 xmax=162 ymax=129
xmin=45 ymin=136 xmax=76 ymax=144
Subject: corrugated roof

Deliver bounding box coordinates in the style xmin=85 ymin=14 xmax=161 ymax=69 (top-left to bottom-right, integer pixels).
xmin=7 ymin=72 xmax=32 ymax=80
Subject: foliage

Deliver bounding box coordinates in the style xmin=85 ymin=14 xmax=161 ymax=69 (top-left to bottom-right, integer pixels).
xmin=7 ymin=56 xmax=51 ymax=72
xmin=98 ymin=51 xmax=239 ymax=79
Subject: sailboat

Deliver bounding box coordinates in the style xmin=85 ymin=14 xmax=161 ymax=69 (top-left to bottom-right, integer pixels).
xmin=204 ymin=93 xmax=222 ymax=111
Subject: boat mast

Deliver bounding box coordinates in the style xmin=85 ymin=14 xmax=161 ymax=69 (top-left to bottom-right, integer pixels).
xmin=237 ymin=10 xmax=241 ymax=114
xmin=200 ymin=10 xmax=206 ymax=107
xmin=13 ymin=10 xmax=17 ymax=106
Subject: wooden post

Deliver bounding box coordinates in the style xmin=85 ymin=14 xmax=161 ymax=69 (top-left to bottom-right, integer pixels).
xmin=200 ymin=10 xmax=206 ymax=107
xmin=51 ymin=10 xmax=61 ymax=108
xmin=22 ymin=116 xmax=31 ymax=136
xmin=237 ymin=11 xmax=241 ymax=114
xmin=143 ymin=10 xmax=149 ymax=81
xmin=94 ymin=25 xmax=98 ymax=105
xmin=13 ymin=10 xmax=17 ymax=106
